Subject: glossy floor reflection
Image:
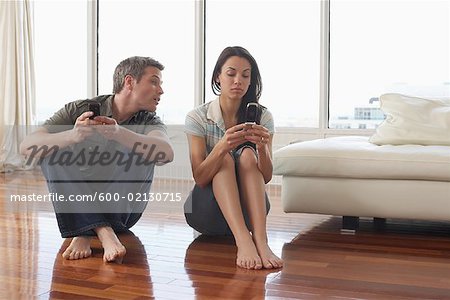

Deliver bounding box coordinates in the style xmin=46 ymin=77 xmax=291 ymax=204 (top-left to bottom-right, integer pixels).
xmin=48 ymin=233 xmax=153 ymax=299
xmin=183 ymin=235 xmax=280 ymax=299
xmin=2 ymin=170 xmax=450 ymax=299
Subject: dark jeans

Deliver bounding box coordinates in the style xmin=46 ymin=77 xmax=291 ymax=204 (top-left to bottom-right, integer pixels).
xmin=40 ymin=145 xmax=155 ymax=238
xmin=184 ymin=145 xmax=270 ymax=235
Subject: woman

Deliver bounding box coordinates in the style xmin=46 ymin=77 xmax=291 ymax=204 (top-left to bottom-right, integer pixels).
xmin=184 ymin=46 xmax=283 ymax=270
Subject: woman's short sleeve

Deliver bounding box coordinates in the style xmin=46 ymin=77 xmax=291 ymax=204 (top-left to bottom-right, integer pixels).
xmin=185 ymin=109 xmax=206 ymax=137
xmin=260 ymin=109 xmax=275 ymax=134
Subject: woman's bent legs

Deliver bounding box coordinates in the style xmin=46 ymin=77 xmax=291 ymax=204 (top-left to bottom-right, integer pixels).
xmin=211 ymin=154 xmax=262 ymax=269
xmin=237 ymin=148 xmax=283 ymax=268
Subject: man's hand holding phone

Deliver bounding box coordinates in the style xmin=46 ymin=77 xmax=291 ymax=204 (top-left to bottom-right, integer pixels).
xmin=70 ymin=111 xmax=100 ymax=143
xmin=88 ymin=102 xmax=101 ymax=120
xmin=93 ymin=116 xmax=120 ymax=140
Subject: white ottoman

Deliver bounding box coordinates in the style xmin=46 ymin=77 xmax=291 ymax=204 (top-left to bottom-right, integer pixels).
xmin=273 ymin=136 xmax=450 ymax=227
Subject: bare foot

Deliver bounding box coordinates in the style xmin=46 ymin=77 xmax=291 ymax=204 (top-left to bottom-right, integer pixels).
xmin=235 ymin=236 xmax=263 ymax=270
xmin=253 ymin=237 xmax=283 ymax=269
xmin=95 ymin=226 xmax=126 ymax=263
xmin=62 ymin=236 xmax=92 ymax=260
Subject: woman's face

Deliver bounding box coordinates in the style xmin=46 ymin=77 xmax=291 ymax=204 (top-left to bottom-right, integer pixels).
xmin=217 ymin=56 xmax=251 ymax=101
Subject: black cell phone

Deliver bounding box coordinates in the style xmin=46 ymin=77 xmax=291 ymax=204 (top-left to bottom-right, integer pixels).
xmin=245 ymin=103 xmax=259 ymax=124
xmin=88 ymin=102 xmax=100 ymax=119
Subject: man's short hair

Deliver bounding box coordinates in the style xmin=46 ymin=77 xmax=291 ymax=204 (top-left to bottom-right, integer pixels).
xmin=113 ymin=56 xmax=164 ymax=94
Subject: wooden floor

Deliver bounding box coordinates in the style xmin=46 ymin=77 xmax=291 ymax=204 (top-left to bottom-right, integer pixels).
xmin=2 ymin=170 xmax=450 ymax=299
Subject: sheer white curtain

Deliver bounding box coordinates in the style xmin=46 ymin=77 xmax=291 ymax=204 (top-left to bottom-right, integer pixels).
xmin=0 ymin=0 xmax=36 ymax=172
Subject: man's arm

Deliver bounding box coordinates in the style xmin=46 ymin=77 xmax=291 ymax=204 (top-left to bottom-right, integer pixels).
xmin=112 ymin=126 xmax=174 ymax=165
xmin=93 ymin=115 xmax=174 ymax=165
xmin=19 ymin=111 xmax=97 ymax=158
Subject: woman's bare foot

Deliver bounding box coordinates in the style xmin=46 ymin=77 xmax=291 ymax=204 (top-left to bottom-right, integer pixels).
xmin=62 ymin=236 xmax=92 ymax=260
xmin=253 ymin=237 xmax=283 ymax=269
xmin=95 ymin=226 xmax=126 ymax=263
xmin=235 ymin=236 xmax=263 ymax=270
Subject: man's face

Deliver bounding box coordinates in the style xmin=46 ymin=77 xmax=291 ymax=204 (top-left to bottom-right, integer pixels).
xmin=131 ymin=66 xmax=164 ymax=112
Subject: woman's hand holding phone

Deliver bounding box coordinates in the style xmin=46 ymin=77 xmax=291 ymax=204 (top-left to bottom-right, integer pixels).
xmin=218 ymin=123 xmax=248 ymax=153
xmin=244 ymin=124 xmax=270 ymax=149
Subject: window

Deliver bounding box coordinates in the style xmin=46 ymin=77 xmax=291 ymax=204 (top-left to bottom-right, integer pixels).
xmin=98 ymin=0 xmax=195 ymax=125
xmin=33 ymin=0 xmax=449 ymax=130
xmin=329 ymin=0 xmax=450 ymax=129
xmin=34 ymin=0 xmax=88 ymax=123
xmin=205 ymin=0 xmax=321 ymax=127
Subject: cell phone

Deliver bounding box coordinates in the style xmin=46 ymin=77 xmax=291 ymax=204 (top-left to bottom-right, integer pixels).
xmin=245 ymin=102 xmax=259 ymax=125
xmin=88 ymin=102 xmax=100 ymax=119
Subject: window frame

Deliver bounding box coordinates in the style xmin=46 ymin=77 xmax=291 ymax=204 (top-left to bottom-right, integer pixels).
xmin=87 ymin=0 xmax=374 ymax=139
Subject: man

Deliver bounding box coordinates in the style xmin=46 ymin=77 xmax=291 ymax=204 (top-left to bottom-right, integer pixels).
xmin=20 ymin=56 xmax=174 ymax=263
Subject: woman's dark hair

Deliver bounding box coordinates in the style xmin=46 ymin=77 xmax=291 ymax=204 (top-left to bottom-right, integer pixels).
xmin=211 ymin=46 xmax=263 ymax=124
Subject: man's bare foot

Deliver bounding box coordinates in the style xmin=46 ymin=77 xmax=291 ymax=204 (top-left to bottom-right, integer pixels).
xmin=235 ymin=236 xmax=263 ymax=270
xmin=253 ymin=237 xmax=283 ymax=269
xmin=95 ymin=226 xmax=126 ymax=263
xmin=62 ymin=236 xmax=92 ymax=260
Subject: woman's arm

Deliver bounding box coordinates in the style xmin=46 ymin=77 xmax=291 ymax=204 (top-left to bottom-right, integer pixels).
xmin=244 ymin=124 xmax=273 ymax=184
xmin=256 ymin=134 xmax=273 ymax=184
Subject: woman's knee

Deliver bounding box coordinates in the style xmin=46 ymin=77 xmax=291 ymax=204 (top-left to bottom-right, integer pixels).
xmin=224 ymin=152 xmax=236 ymax=164
xmin=217 ymin=152 xmax=236 ymax=173
xmin=237 ymin=148 xmax=258 ymax=172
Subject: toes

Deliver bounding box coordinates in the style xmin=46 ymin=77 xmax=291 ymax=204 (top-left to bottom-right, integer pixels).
xmin=237 ymin=256 xmax=265 ymax=270
xmin=105 ymin=251 xmax=115 ymax=262
xmin=102 ymin=245 xmax=126 ymax=263
xmin=247 ymin=261 xmax=253 ymax=270
xmin=237 ymin=260 xmax=243 ymax=268
xmin=255 ymin=261 xmax=263 ymax=270
xmin=273 ymin=257 xmax=283 ymax=268
xmin=62 ymin=237 xmax=92 ymax=260
xmin=268 ymin=257 xmax=283 ymax=268
xmin=244 ymin=260 xmax=250 ymax=269
xmin=249 ymin=259 xmax=256 ymax=269
xmin=238 ymin=259 xmax=246 ymax=269
xmin=71 ymin=251 xmax=80 ymax=260
xmin=276 ymin=258 xmax=284 ymax=268
xmin=255 ymin=258 xmax=263 ymax=269
xmin=81 ymin=250 xmax=90 ymax=259
xmin=269 ymin=258 xmax=278 ymax=268
xmin=68 ymin=250 xmax=77 ymax=260
xmin=261 ymin=257 xmax=273 ymax=269
xmin=62 ymin=249 xmax=71 ymax=259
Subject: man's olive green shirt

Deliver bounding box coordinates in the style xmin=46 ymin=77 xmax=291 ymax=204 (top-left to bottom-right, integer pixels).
xmin=42 ymin=94 xmax=167 ymax=179
xmin=43 ymin=94 xmax=166 ymax=134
